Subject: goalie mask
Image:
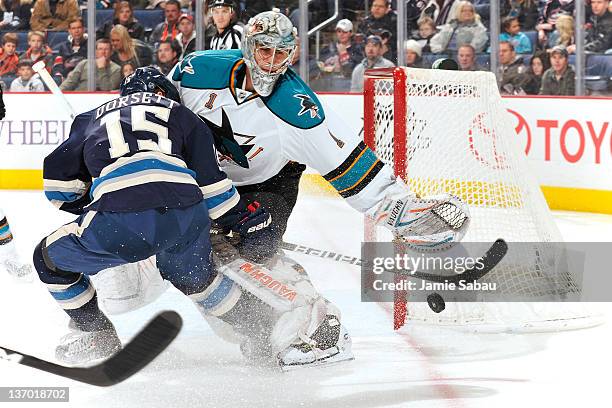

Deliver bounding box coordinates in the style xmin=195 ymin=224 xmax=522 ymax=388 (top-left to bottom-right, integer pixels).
xmin=241 ymin=11 xmax=297 ymax=97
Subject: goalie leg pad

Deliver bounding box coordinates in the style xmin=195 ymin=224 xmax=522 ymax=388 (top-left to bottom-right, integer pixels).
xmin=189 ymin=269 xmax=276 ymax=351
xmin=215 ymin=255 xmax=351 ymax=366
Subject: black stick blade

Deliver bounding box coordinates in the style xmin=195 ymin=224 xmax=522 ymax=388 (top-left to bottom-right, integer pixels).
xmin=405 ymin=239 xmax=508 ymax=284
xmin=18 ymin=311 xmax=182 ymax=387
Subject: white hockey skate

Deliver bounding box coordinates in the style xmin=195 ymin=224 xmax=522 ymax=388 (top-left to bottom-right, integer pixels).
xmin=55 ymin=326 xmax=121 ymax=367
xmin=2 ymin=258 xmax=33 ymax=280
xmin=0 ymin=241 xmax=33 ymax=281
xmin=277 ymin=315 xmax=354 ymax=371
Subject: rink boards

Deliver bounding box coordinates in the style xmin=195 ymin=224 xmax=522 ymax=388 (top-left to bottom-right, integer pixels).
xmin=0 ymin=92 xmax=611 ymax=214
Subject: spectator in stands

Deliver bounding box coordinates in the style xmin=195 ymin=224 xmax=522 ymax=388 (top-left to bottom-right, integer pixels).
xmin=406 ymin=0 xmax=428 ymax=33
xmin=501 ymin=0 xmax=540 ymax=31
xmin=30 ymin=0 xmax=80 ymax=32
xmin=457 ymin=43 xmax=484 ymax=71
xmin=536 ymin=0 xmax=574 ymax=48
xmin=412 ymin=16 xmax=437 ymax=54
xmin=147 ymin=0 xmax=167 ymax=9
xmin=153 ymin=38 xmax=179 ymax=75
xmin=19 ymin=31 xmax=53 ymax=70
xmin=60 ymin=38 xmax=122 ymax=91
xmin=209 ymin=0 xmax=243 ymax=50
xmin=500 ymin=15 xmax=533 ymax=54
xmin=318 ymin=19 xmax=363 ymax=79
xmin=371 ymin=28 xmax=395 ymax=61
xmin=421 ymin=0 xmax=460 ymax=27
xmin=9 ymin=59 xmax=44 ymax=91
xmin=110 ymin=24 xmax=153 ymax=68
xmin=150 ymin=0 xmax=181 ymax=46
xmin=430 ymin=1 xmax=488 ymax=54
xmin=523 ymin=50 xmax=550 ymax=94
xmin=540 ymin=45 xmax=575 ymax=95
xmin=498 ymin=41 xmax=529 ymax=94
xmin=350 ymin=35 xmax=394 ymax=92
xmin=0 ymin=33 xmax=19 ymax=76
xmin=0 ymin=0 xmax=32 ymax=31
xmin=359 ymin=0 xmax=398 ymax=62
xmin=96 ymin=2 xmax=145 ymax=41
xmin=404 ymin=39 xmax=425 ymax=68
xmin=568 ymin=0 xmax=612 ymax=53
xmin=545 ymin=14 xmax=575 ymax=52
xmin=176 ymin=14 xmax=195 ymax=59
xmin=57 ymin=18 xmax=88 ymax=77
xmin=121 ymin=62 xmax=135 ymax=79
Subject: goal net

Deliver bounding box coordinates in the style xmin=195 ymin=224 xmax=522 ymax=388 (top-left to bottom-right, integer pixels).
xmin=363 ymin=67 xmax=602 ymax=332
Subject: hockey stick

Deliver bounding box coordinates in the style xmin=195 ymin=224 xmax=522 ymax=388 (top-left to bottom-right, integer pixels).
xmin=281 ymin=239 xmax=508 ymax=284
xmin=0 ymin=311 xmax=182 ymax=387
xmin=280 ymin=241 xmax=362 ymax=266
xmin=32 ymin=61 xmax=76 ymax=120
xmin=392 ymin=239 xmax=508 ymax=284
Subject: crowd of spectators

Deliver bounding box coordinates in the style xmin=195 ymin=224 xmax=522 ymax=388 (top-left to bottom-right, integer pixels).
xmin=0 ymin=0 xmax=609 ymax=95
xmin=310 ymin=0 xmax=611 ymax=95
xmin=0 ymin=0 xmax=227 ymax=91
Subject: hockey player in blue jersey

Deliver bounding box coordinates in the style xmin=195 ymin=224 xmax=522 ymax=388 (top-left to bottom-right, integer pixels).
xmin=32 ymin=67 xmax=272 ymax=366
xmin=96 ymin=11 xmax=470 ymax=370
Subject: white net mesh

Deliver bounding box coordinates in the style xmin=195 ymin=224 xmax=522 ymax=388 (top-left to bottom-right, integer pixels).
xmin=366 ymin=68 xmax=602 ymax=332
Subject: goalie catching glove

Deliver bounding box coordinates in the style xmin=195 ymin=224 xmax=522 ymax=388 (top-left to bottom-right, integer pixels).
xmin=372 ymin=180 xmax=470 ymax=250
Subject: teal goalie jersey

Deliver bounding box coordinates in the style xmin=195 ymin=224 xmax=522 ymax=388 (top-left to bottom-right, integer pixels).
xmin=169 ymin=50 xmax=396 ymax=213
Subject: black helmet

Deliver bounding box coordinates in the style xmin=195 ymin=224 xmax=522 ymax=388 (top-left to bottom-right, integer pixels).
xmin=120 ymin=67 xmax=181 ymax=104
xmin=209 ymin=0 xmax=235 ymax=9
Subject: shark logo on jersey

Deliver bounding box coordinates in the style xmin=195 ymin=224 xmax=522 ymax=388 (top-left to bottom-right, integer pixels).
xmin=179 ymin=54 xmax=197 ymax=75
xmin=294 ymin=94 xmax=320 ymax=119
xmin=200 ymin=109 xmax=258 ymax=168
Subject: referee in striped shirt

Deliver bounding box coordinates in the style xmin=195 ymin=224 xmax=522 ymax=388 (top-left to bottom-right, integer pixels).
xmin=209 ymin=0 xmax=243 ymax=50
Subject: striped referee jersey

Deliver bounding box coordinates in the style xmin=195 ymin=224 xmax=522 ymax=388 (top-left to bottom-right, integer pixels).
xmin=209 ymin=25 xmax=243 ymax=50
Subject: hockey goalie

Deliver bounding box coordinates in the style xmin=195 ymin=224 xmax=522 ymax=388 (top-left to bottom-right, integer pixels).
xmin=92 ymin=10 xmax=470 ymax=370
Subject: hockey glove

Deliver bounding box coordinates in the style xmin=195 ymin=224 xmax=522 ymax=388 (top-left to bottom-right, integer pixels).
xmin=231 ymin=201 xmax=272 ymax=238
xmin=372 ymin=180 xmax=470 ymax=251
xmin=215 ymin=200 xmax=273 ymax=263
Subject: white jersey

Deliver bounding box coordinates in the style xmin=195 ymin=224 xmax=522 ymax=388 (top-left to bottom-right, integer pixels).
xmin=169 ymin=50 xmax=396 ymax=213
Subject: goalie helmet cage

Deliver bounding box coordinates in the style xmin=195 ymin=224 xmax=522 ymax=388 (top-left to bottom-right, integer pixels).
xmin=363 ymin=67 xmax=602 ymax=333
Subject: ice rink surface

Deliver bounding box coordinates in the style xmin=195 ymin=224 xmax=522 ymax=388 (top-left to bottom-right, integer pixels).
xmin=0 ymin=189 xmax=610 ymax=408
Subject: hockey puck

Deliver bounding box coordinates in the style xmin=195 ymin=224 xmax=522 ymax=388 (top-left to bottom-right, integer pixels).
xmin=427 ymin=293 xmax=446 ymax=313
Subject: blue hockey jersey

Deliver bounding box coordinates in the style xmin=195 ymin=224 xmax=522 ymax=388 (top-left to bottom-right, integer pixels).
xmin=43 ymin=92 xmax=239 ymax=217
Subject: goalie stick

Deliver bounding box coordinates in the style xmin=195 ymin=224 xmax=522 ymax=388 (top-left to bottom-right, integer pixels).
xmin=282 ymin=239 xmax=508 ymax=284
xmin=393 ymin=239 xmax=508 ymax=284
xmin=0 ymin=311 xmax=182 ymax=387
